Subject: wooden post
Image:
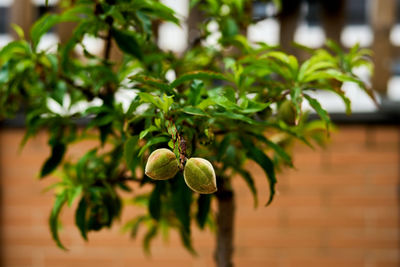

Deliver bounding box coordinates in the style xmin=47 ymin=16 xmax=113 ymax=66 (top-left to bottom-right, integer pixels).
xmin=370 ymin=0 xmax=396 ymax=94
xmin=57 ymin=3 xmax=75 ymax=44
xmin=10 ymin=0 xmax=33 ymax=40
xmin=321 ymin=0 xmax=345 ymax=46
xmin=278 ymin=0 xmax=302 ymax=55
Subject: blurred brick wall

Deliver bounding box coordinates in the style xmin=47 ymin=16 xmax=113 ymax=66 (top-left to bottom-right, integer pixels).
xmin=0 ymin=125 xmax=399 ymax=267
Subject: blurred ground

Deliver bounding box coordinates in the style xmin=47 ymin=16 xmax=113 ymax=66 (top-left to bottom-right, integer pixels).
xmin=0 ymin=125 xmax=398 ymax=267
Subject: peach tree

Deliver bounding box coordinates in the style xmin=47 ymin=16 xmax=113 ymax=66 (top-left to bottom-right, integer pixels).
xmin=0 ymin=0 xmax=373 ymax=266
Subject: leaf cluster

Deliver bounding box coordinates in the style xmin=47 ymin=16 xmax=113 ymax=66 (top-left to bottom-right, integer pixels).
xmin=0 ymin=0 xmax=373 ymax=253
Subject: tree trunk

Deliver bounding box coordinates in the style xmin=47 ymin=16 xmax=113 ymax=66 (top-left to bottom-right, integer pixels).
xmin=214 ymin=177 xmax=235 ymax=267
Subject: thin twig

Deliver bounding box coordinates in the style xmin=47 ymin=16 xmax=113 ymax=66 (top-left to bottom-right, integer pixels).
xmin=103 ymin=28 xmax=112 ymax=61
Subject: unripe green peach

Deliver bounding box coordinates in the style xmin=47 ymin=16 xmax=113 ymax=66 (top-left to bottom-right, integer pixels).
xmin=278 ymin=100 xmax=296 ymax=125
xmin=145 ymin=148 xmax=179 ymax=180
xmin=183 ymin=158 xmax=217 ymax=194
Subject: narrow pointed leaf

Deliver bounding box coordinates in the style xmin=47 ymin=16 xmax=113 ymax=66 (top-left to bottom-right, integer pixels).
xmin=149 ymin=182 xmax=164 ymax=221
xmin=241 ymin=138 xmax=276 ymax=205
xmin=304 ymin=94 xmax=331 ymax=131
xmin=196 ymin=194 xmax=211 ymax=229
xmin=237 ymin=169 xmax=258 ymax=207
xmin=143 ymin=225 xmax=158 ymax=255
xmin=111 ymin=27 xmax=142 ymax=60
xmin=171 ymin=173 xmax=192 ymax=233
xmin=49 ymin=192 xmax=68 ymax=250
xmin=75 ymin=197 xmax=88 ymax=241
xmin=170 ymin=71 xmax=226 ymax=88
xmin=40 ymin=143 xmax=66 ymax=178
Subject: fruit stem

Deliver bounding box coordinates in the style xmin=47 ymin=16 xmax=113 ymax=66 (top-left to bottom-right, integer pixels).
xmin=166 ymin=118 xmax=187 ymax=170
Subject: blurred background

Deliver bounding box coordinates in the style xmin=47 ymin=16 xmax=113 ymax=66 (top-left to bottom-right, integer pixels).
xmin=0 ymin=0 xmax=399 ymax=266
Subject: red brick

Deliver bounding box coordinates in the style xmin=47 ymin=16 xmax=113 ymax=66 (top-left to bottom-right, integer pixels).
xmin=1 ymin=126 xmax=399 ymax=267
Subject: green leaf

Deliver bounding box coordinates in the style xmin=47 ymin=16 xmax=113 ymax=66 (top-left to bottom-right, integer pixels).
xmin=138 ymin=136 xmax=169 ymax=157
xmin=124 ymin=215 xmax=148 ymax=239
xmin=188 ymin=80 xmax=204 ymax=106
xmin=139 ymin=126 xmax=158 ymax=139
xmin=319 ymin=87 xmax=352 ymax=115
xmin=138 ymin=92 xmax=173 ymax=113
xmin=149 ymin=182 xmax=165 ymax=221
xmin=67 ymin=186 xmax=83 ymax=207
xmin=11 ymin=24 xmax=24 ymax=39
xmin=178 ymin=227 xmax=197 ymax=255
xmin=212 ymin=95 xmax=237 ymax=110
xmin=170 ymin=71 xmax=226 ymax=88
xmin=248 ymin=133 xmax=293 ymax=166
xmin=129 ymin=0 xmax=180 ymax=25
xmin=182 ymin=106 xmax=209 ymax=116
xmin=212 ymin=111 xmax=258 ymax=125
xmin=241 ymin=138 xmax=276 ymax=205
xmin=0 ymin=41 xmax=30 ymax=60
xmin=124 ymin=135 xmax=139 ymax=173
xmin=326 ymin=39 xmax=342 ymax=55
xmin=143 ymin=224 xmax=158 ymax=255
xmin=196 ymin=194 xmax=211 ymax=229
xmin=268 ymin=51 xmax=298 ymax=78
xmin=236 ymin=169 xmax=258 ymax=208
xmin=31 ymin=14 xmax=61 ymax=49
xmin=221 ymin=17 xmax=239 ymax=37
xmin=239 ymin=99 xmax=270 ymax=114
xmin=111 ymin=27 xmax=143 ymax=60
xmin=49 ymin=192 xmax=68 ymax=250
xmin=75 ymin=197 xmax=88 ymax=241
xmin=217 ymin=134 xmax=234 ymax=161
xmin=76 ymin=149 xmax=97 ymax=182
xmin=138 ymin=92 xmax=160 ymax=108
xmin=290 ymin=86 xmax=302 ymax=124
xmin=30 ymin=6 xmax=87 ymax=49
xmin=171 ymin=173 xmax=192 ymax=233
xmin=304 ymin=94 xmax=331 ymax=131
xmin=40 ymin=143 xmax=66 ymax=178
xmin=130 ymin=75 xmax=172 ymax=93
xmin=298 ymin=61 xmax=336 ymax=82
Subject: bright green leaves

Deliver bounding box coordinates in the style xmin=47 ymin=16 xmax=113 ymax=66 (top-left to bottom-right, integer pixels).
xmin=304 ymin=94 xmax=331 ymax=131
xmin=31 ymin=5 xmax=91 ymax=49
xmin=139 ymin=93 xmax=174 ymax=114
xmin=31 ymin=14 xmax=62 ymax=49
xmin=0 ymin=0 xmax=377 ymax=257
xmin=297 ymin=49 xmax=337 ymax=83
xmin=125 ymin=0 xmax=180 ymax=25
xmin=267 ymin=51 xmax=299 ymax=80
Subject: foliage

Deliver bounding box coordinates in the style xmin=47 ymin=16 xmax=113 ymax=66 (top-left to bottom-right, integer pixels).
xmin=0 ymin=0 xmax=373 ymax=254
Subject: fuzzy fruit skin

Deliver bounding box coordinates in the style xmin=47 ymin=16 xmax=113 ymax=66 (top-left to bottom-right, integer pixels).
xmin=184 ymin=158 xmax=217 ymax=194
xmin=145 ymin=148 xmax=179 ymax=180
xmin=278 ymin=100 xmax=296 ymax=125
